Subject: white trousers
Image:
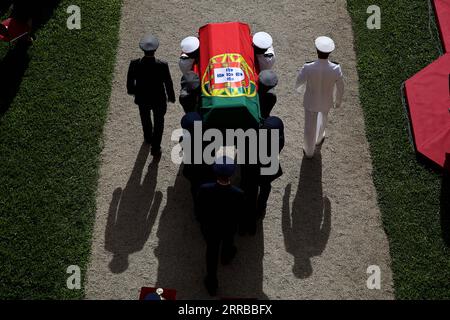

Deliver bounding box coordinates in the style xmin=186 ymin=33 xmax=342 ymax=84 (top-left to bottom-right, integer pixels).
xmin=303 ymin=110 xmax=329 ymax=157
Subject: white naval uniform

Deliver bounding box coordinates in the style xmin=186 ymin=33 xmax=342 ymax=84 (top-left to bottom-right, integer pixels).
xmin=256 ymin=46 xmax=276 ymax=71
xmin=295 ymin=59 xmax=344 ymax=157
xmin=179 ymin=53 xmax=195 ymax=76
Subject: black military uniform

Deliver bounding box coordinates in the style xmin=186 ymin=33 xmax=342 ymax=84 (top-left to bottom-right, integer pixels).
xmin=179 ymin=71 xmax=201 ymax=113
xmin=127 ymin=34 xmax=175 ymax=155
xmin=180 ymin=112 xmax=214 ymax=215
xmin=258 ymin=70 xmax=278 ymax=119
xmin=196 ymin=157 xmax=244 ymax=296
xmin=256 ymin=116 xmax=285 ymax=217
xmin=240 ymin=116 xmax=284 ymax=234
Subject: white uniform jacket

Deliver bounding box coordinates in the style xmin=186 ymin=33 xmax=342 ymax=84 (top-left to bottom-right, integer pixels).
xmin=256 ymin=46 xmax=276 ymax=71
xmin=295 ymin=59 xmax=344 ymax=112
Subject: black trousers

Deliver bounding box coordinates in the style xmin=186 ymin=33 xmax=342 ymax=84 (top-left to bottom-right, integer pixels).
xmin=256 ymin=183 xmax=272 ymax=217
xmin=240 ymin=165 xmax=259 ymax=229
xmin=138 ymin=104 xmax=166 ymax=150
xmin=202 ymin=228 xmax=235 ymax=280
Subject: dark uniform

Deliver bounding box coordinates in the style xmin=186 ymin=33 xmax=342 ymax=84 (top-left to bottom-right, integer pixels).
xmin=179 ymin=71 xmax=201 ymax=113
xmin=256 ymin=116 xmax=285 ymax=217
xmin=240 ymin=116 xmax=284 ymax=233
xmin=180 ymin=112 xmax=214 ymax=215
xmin=127 ymin=56 xmax=175 ymax=154
xmin=196 ymin=158 xmax=244 ymax=296
xmin=258 ymin=70 xmax=278 ymax=119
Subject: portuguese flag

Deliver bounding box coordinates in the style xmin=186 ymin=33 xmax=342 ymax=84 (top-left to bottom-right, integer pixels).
xmin=198 ymin=22 xmax=262 ymax=129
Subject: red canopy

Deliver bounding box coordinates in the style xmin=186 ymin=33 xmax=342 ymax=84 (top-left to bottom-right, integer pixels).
xmin=403 ymin=1 xmax=450 ymax=171
xmin=434 ymin=0 xmax=450 ymax=53
xmin=139 ymin=287 xmax=177 ymax=300
xmin=0 ymin=18 xmax=30 ymax=43
xmin=404 ymin=53 xmax=450 ymax=170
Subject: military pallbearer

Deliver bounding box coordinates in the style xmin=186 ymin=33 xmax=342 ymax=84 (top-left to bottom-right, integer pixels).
xmin=127 ymin=34 xmax=175 ymax=156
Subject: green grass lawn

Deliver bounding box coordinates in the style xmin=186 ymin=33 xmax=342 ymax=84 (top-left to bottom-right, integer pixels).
xmin=0 ymin=0 xmax=121 ymax=299
xmin=347 ymin=0 xmax=449 ymax=299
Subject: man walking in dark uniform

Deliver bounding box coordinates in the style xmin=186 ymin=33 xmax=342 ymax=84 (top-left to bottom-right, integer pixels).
xmin=127 ymin=34 xmax=175 ymax=156
xmin=258 ymin=70 xmax=279 ymax=119
xmin=196 ymin=156 xmax=245 ymax=296
xmin=240 ymin=116 xmax=285 ymax=234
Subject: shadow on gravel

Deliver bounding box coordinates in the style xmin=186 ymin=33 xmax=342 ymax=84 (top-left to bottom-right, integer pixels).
xmin=282 ymin=151 xmax=331 ymax=279
xmin=0 ymin=43 xmax=30 ymax=116
xmin=155 ymin=166 xmax=268 ymax=299
xmin=0 ymin=0 xmax=61 ymax=117
xmin=104 ymin=143 xmax=162 ymax=274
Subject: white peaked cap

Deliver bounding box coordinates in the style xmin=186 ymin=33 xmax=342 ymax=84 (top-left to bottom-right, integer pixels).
xmin=181 ymin=36 xmax=200 ymax=54
xmin=315 ymin=36 xmax=335 ymax=53
xmin=253 ymin=32 xmax=273 ymax=50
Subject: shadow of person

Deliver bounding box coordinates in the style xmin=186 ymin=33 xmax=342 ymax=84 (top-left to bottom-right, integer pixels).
xmin=105 ymin=143 xmax=162 ymax=274
xmin=0 ymin=43 xmax=30 ymax=116
xmin=0 ymin=1 xmax=13 ymax=14
xmin=440 ymin=153 xmax=450 ymax=247
xmin=219 ymin=220 xmax=268 ymax=299
xmin=0 ymin=0 xmax=61 ymax=117
xmin=155 ymin=168 xmax=267 ymax=299
xmin=155 ymin=166 xmax=208 ymax=298
xmin=27 ymin=0 xmax=61 ymax=32
xmin=282 ymin=150 xmax=331 ymax=278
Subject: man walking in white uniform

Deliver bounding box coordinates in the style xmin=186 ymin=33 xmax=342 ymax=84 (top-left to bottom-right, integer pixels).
xmin=295 ymin=36 xmax=344 ymax=158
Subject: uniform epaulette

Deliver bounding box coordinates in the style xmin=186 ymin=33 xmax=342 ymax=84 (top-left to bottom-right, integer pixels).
xmin=331 ymin=61 xmax=340 ymax=65
xmin=264 ymin=53 xmax=274 ymax=57
xmin=305 ymin=61 xmax=314 ymax=64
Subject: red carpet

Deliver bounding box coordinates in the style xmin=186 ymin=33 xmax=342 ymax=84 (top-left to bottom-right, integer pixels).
xmin=139 ymin=287 xmax=177 ymax=300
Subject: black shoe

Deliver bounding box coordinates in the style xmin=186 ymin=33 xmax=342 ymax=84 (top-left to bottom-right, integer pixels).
xmin=204 ymin=276 xmax=218 ymax=296
xmin=221 ymin=246 xmax=237 ymax=266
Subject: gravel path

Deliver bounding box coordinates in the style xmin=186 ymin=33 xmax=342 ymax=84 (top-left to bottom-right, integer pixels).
xmin=85 ymin=0 xmax=394 ymax=299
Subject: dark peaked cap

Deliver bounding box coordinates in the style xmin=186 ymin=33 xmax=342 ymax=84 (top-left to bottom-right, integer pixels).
xmin=259 ymin=70 xmax=278 ymax=88
xmin=263 ymin=116 xmax=284 ymax=130
xmin=139 ymin=34 xmax=159 ymax=51
xmin=181 ymin=112 xmax=202 ymax=129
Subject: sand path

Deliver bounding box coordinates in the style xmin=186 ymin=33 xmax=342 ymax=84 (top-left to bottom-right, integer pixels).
xmin=85 ymin=0 xmax=394 ymax=299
